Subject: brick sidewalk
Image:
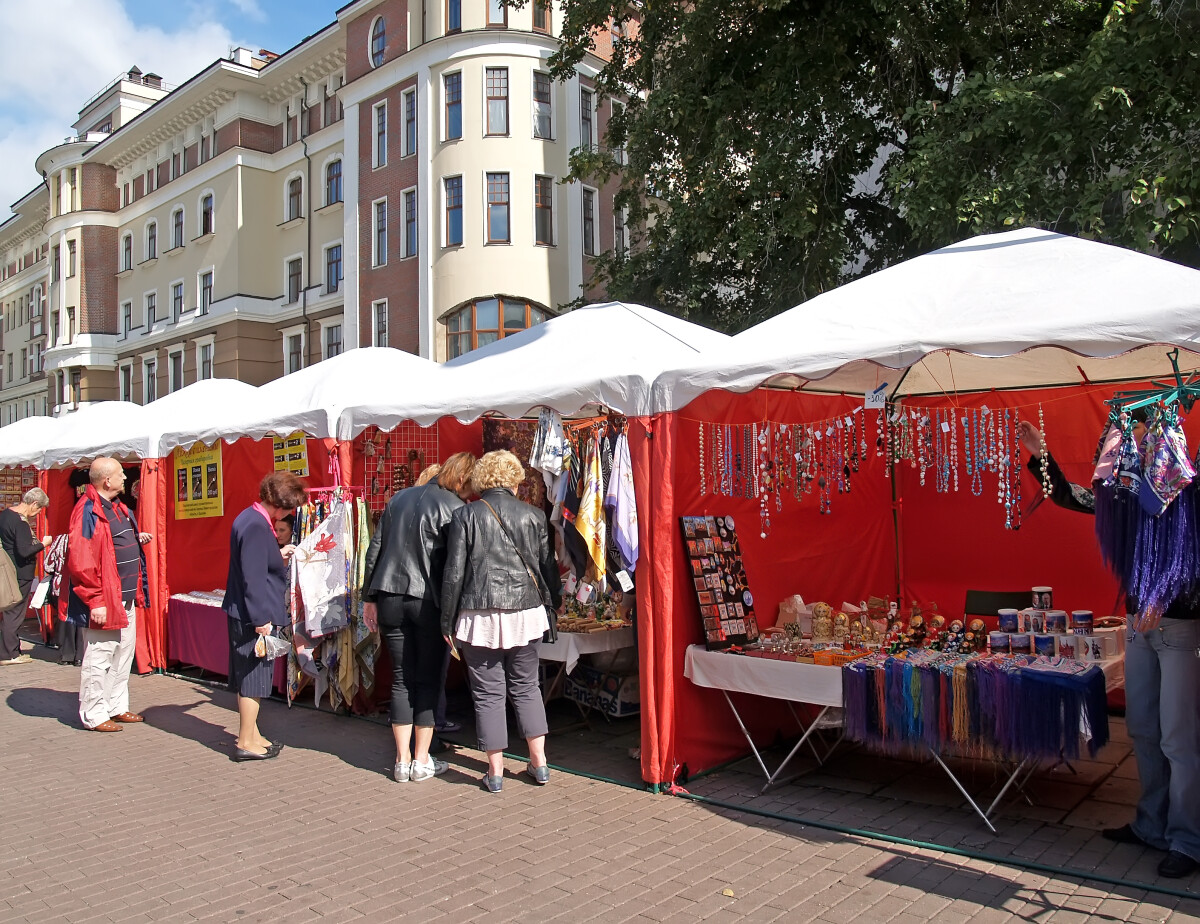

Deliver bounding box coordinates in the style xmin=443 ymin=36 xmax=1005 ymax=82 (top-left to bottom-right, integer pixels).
xmin=3 ymin=648 xmax=1199 ymax=923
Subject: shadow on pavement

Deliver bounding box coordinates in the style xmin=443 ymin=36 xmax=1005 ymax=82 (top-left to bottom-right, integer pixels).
xmin=6 ymin=686 xmax=83 ymax=729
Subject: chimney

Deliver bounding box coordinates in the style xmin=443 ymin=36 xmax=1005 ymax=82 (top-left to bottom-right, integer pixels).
xmin=142 ymin=73 xmax=162 ymax=88
xmin=127 ymin=65 xmax=143 ymax=81
xmin=231 ymin=47 xmax=255 ymax=67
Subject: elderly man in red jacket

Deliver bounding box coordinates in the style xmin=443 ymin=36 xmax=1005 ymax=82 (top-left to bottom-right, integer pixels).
xmin=60 ymin=458 xmax=151 ymax=732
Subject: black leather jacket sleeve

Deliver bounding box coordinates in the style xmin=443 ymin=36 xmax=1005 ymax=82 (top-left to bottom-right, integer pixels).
xmin=363 ymin=483 xmax=463 ymax=604
xmin=1026 ymin=451 xmax=1095 ymax=515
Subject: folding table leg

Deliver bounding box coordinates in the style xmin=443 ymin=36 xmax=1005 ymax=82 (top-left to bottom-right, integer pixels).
xmin=984 ymin=757 xmax=1032 ymax=821
xmin=927 ymin=747 xmax=998 ymax=834
xmin=721 ymin=690 xmax=772 ymax=782
xmin=761 ymin=705 xmax=833 ymax=794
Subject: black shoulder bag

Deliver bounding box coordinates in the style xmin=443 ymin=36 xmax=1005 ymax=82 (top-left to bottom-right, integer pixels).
xmin=480 ymin=498 xmax=558 ymax=644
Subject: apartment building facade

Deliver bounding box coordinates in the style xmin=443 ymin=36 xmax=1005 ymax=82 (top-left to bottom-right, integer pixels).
xmin=0 ymin=0 xmax=623 ymax=422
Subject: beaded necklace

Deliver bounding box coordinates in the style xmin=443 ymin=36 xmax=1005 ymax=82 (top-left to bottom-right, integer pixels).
xmin=998 ymin=408 xmax=1010 ymax=516
xmin=722 ymin=425 xmax=733 ymax=496
xmin=971 ymin=409 xmax=984 ymax=496
xmin=1009 ymin=411 xmax=1023 ymax=530
xmin=1038 ymin=403 xmax=1052 ymax=498
xmin=698 ymin=423 xmax=706 ymax=496
xmin=949 ymin=409 xmax=959 ymax=492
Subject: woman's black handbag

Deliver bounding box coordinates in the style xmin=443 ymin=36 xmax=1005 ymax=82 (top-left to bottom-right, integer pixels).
xmin=480 ymin=499 xmax=558 ymax=644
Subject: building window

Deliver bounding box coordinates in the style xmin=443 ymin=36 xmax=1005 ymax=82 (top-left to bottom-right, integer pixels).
xmin=444 ymin=73 xmax=462 ymax=140
xmin=146 ymin=221 xmax=157 ymax=260
xmin=199 ymin=271 xmax=213 ymax=315
xmin=370 ymin=17 xmax=386 ymax=68
xmin=326 ymin=244 xmax=342 ymax=294
xmin=5 ymin=354 xmax=10 ymax=383
xmin=200 ymin=134 xmax=210 ymax=163
xmin=67 ymin=307 xmax=75 ymax=342
xmin=446 ymin=0 xmax=461 ymax=32
xmin=373 ymin=199 xmax=388 ymax=266
xmin=534 ymin=176 xmax=554 ymax=245
xmin=52 ymin=245 xmax=60 ymax=283
xmin=446 ymin=298 xmax=547 ymax=359
xmin=612 ymin=100 xmax=627 ymax=165
xmin=287 ymin=333 xmax=304 ymax=374
xmin=487 ymin=0 xmax=506 ymax=26
xmin=533 ymin=72 xmax=552 ymax=139
xmin=171 ymin=152 xmax=180 ymax=179
xmin=201 ymin=194 xmax=214 ymax=235
xmin=581 ymin=88 xmax=594 ymax=151
xmin=122 ymin=234 xmax=132 ymax=271
xmin=169 ymin=351 xmax=184 ymax=393
xmin=403 ymin=190 xmax=417 ymax=258
xmin=287 ymin=177 xmax=303 ymax=221
xmin=70 ymin=368 xmax=81 ymax=404
xmin=445 ymin=176 xmax=463 ymax=246
xmin=582 ymin=187 xmax=596 ymax=256
xmin=533 ymin=0 xmax=550 ymax=32
xmin=145 ymin=292 xmax=156 ymax=327
xmin=286 ymin=105 xmax=297 ymax=146
xmin=615 ymin=206 xmax=628 ymax=254
xmin=373 ymin=300 xmax=388 ymax=347
xmin=50 ymin=310 xmax=59 ymax=347
xmin=122 ymin=301 xmax=132 ymax=335
xmin=120 ymin=365 xmax=132 ymax=402
xmin=144 ymin=359 xmax=157 ymax=402
xmin=67 ymin=240 xmax=76 ymax=276
xmin=287 ymin=258 xmax=303 ymax=304
xmin=373 ymin=101 xmax=388 ymax=167
xmin=403 ymin=89 xmax=417 ymax=156
xmin=199 ymin=342 xmax=213 ymax=380
xmin=326 ymin=159 xmax=343 ymax=204
xmin=172 ymin=282 xmax=184 ymax=320
xmin=323 ymin=83 xmax=338 ymax=126
xmin=19 ymin=349 xmax=26 ymax=379
xmin=172 ymin=209 xmax=184 ymax=248
xmin=146 ymin=168 xmax=155 ymax=194
xmin=486 ymin=68 xmax=509 ymax=135
xmin=325 ymin=323 xmax=343 ymax=359
xmin=486 ymin=173 xmax=510 ymax=243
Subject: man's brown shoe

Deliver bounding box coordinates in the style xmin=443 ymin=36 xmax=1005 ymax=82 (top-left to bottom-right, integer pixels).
xmin=111 ymin=712 xmax=144 ymax=723
xmin=87 ymin=720 xmax=123 ymax=732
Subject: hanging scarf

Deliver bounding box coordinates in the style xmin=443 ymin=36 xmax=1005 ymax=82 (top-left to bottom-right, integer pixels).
xmin=573 ymin=434 xmax=607 ymax=585
xmin=603 ymin=432 xmax=639 ymax=572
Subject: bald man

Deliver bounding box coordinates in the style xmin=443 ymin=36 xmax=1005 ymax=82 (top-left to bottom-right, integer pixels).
xmin=59 ymin=458 xmax=152 ymax=732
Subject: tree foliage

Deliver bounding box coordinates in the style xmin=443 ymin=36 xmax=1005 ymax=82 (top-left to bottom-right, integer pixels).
xmin=536 ymin=0 xmax=1197 ymax=331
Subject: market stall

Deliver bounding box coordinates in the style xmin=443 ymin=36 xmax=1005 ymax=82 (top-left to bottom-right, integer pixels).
xmin=632 ymin=228 xmax=1200 ymax=790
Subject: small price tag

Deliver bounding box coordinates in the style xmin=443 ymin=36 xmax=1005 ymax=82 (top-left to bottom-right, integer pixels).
xmin=865 ymin=384 xmax=888 ymax=409
xmin=576 ymin=582 xmax=596 ymax=604
xmin=563 ymin=573 xmax=578 ymax=595
xmin=940 ymin=421 xmax=951 ymax=433
xmin=614 ymin=570 xmax=634 ymax=592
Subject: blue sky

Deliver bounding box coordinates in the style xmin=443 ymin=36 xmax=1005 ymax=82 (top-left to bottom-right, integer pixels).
xmin=0 ymin=0 xmax=344 ymax=220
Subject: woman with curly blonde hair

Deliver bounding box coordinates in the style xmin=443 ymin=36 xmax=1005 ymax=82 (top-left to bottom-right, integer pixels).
xmin=441 ymin=450 xmax=561 ymax=793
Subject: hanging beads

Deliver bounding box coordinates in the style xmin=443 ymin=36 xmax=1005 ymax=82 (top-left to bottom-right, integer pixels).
xmin=1038 ymin=403 xmax=1052 ymax=499
xmin=698 ymin=423 xmax=706 ymax=496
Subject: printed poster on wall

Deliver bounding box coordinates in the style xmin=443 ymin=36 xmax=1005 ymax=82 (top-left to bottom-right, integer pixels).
xmin=272 ymin=432 xmax=309 ymax=477
xmin=174 ymin=442 xmax=223 ymax=519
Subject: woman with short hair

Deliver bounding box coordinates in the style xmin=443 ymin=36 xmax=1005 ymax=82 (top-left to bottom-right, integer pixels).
xmin=0 ymin=488 xmax=51 ymax=665
xmin=441 ymin=450 xmax=561 ymax=793
xmin=223 ymin=470 xmax=307 ymax=760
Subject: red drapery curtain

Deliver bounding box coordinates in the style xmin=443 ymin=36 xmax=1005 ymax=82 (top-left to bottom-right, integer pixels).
xmin=136 ymin=458 xmax=169 ymax=672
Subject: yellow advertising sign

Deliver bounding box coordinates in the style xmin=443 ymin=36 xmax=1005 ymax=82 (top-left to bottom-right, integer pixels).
xmin=173 ymin=442 xmax=223 ymax=519
xmin=272 ymin=432 xmax=310 ymax=477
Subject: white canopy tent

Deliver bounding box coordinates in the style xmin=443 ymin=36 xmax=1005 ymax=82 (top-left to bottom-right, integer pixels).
xmin=650 ymin=229 xmax=1200 ymax=411
xmin=438 ymin=301 xmax=730 ymax=422
xmin=39 ymin=378 xmax=261 ymax=468
xmin=0 ymin=415 xmax=69 ymax=468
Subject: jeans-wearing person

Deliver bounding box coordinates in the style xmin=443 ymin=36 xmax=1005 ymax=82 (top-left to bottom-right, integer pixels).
xmin=1124 ymin=616 xmax=1200 ymax=862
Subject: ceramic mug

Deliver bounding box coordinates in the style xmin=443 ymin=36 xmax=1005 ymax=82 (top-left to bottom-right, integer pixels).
xmin=1032 ymin=586 xmax=1053 ymax=609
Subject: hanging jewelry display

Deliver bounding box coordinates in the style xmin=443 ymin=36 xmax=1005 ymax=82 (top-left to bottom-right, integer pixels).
xmin=1038 ymin=403 xmax=1053 ymax=499
xmin=698 ymin=423 xmax=706 ymax=496
xmin=949 ymin=409 xmax=959 ymax=492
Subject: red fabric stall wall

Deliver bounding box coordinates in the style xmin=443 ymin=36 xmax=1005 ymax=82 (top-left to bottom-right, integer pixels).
xmin=633 ymin=389 xmax=899 ymax=786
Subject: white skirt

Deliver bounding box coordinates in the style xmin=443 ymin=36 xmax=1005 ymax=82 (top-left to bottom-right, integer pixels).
xmin=455 ymin=604 xmax=547 ymax=650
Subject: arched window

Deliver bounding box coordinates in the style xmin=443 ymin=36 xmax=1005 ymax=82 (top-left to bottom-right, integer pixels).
xmin=370 ymin=17 xmax=386 ymax=68
xmin=146 ymin=221 xmax=157 ymax=260
xmin=445 ymin=297 xmax=547 ymax=359
xmin=325 ymin=159 xmax=342 ymax=205
xmin=121 ymin=234 xmax=132 ymax=271
xmin=200 ymin=193 xmax=215 ymax=235
xmin=172 ymin=207 xmax=185 ymax=248
xmin=287 ymin=176 xmax=303 ymax=220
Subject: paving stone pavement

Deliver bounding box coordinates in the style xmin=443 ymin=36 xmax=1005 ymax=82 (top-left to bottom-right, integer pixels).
xmin=3 ymin=646 xmax=1200 ymax=923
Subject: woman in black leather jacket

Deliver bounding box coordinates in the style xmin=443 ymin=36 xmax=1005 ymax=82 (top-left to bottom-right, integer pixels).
xmin=441 ymin=450 xmax=562 ymax=793
xmin=363 ymin=452 xmax=476 ymax=783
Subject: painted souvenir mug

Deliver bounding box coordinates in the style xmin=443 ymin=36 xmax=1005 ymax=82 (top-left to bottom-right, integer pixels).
xmin=997 ymin=608 xmax=1020 ymax=633
xmin=1077 ymin=635 xmax=1100 ymax=662
xmin=1009 ymin=633 xmax=1033 ymax=654
xmin=1071 ymin=610 xmax=1094 ymax=635
xmin=1045 ymin=610 xmax=1069 ymax=634
xmin=1025 ymin=610 xmax=1046 ymax=633
xmin=988 ymin=631 xmax=1010 ymax=654
xmin=1057 ymin=635 xmax=1079 ymax=658
xmin=1033 ymin=634 xmax=1057 ymax=656
xmin=1032 ymin=586 xmax=1053 ymax=609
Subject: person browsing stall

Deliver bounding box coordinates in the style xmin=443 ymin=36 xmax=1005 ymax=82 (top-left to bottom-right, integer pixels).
xmin=0 ymin=488 xmax=51 ymax=665
xmin=61 ymin=459 xmax=151 ymax=732
xmin=362 ymin=453 xmax=476 ymax=783
xmin=222 ymin=471 xmax=307 ymax=761
xmin=1017 ymin=417 xmax=1200 ymax=879
xmin=441 ymin=450 xmax=561 ymax=794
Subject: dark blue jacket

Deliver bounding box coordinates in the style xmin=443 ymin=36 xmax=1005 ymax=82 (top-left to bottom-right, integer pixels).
xmin=222 ymin=506 xmax=288 ymax=627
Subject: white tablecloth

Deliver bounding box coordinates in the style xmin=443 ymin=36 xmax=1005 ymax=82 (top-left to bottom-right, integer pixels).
xmin=684 ymin=644 xmax=1125 ymax=707
xmin=540 ymin=627 xmax=635 ymax=674
xmin=684 ymin=645 xmax=844 ymax=707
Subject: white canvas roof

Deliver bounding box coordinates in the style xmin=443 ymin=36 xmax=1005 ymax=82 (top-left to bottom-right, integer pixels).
xmin=438 ymin=301 xmax=730 ymax=422
xmin=0 ymin=415 xmax=68 ymax=468
xmin=650 ymin=229 xmax=1200 ymax=411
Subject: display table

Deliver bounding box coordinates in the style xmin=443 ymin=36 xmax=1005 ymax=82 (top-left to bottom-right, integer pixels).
xmin=539 ymin=627 xmax=636 ymax=721
xmin=167 ymin=592 xmax=286 ymax=692
xmin=684 ymin=644 xmax=1125 ymax=830
xmin=685 ymin=645 xmax=845 ymax=792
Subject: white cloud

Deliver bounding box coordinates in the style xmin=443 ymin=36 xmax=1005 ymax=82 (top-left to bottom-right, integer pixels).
xmin=228 ymin=0 xmax=268 ymax=22
xmin=0 ymin=0 xmax=237 ymax=216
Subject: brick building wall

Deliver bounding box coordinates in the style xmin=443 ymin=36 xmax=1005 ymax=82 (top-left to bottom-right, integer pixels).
xmin=345 ymin=0 xmax=409 ymax=83
xmin=79 ymin=225 xmax=117 ymax=333
xmin=79 ymin=164 xmax=118 ymax=212
xmin=357 ymin=79 xmax=419 ymax=353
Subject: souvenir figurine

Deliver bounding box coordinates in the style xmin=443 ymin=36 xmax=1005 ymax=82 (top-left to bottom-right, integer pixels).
xmin=930 ymin=614 xmax=945 ymax=632
xmin=812 ymin=602 xmax=834 ymax=644
xmin=833 ymin=611 xmax=849 ymax=641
